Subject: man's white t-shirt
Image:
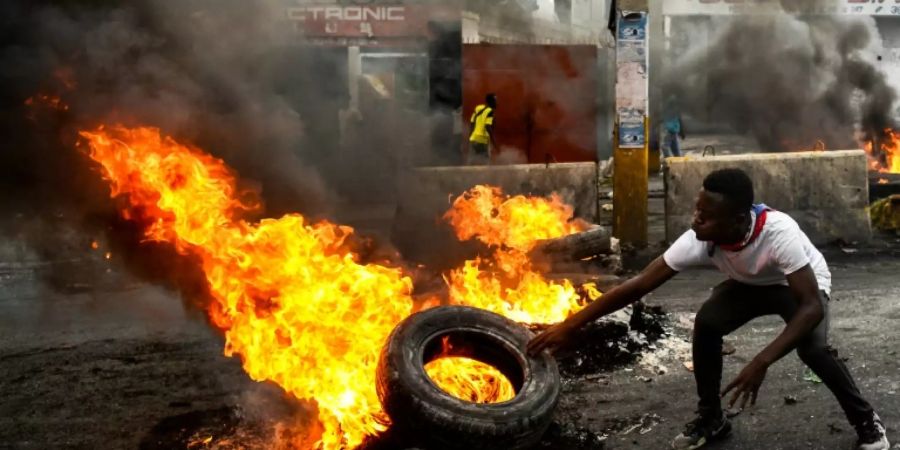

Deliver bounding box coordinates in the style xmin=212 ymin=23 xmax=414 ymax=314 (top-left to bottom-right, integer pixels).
xmin=663 ymin=211 xmax=832 ymax=294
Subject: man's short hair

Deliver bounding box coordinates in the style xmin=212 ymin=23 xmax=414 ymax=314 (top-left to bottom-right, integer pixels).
xmin=702 ymin=168 xmax=754 ymax=213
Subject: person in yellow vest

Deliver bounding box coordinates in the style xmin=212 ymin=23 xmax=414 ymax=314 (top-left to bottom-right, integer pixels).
xmin=468 ymin=93 xmax=497 ymax=165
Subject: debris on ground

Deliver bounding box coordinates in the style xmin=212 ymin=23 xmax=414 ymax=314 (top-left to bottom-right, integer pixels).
xmin=604 ymin=413 xmax=662 ymax=436
xmin=537 ymin=422 xmax=607 ymax=450
xmin=530 ymin=302 xmax=669 ymax=377
xmin=139 ymin=407 xmax=269 ymax=450
xmin=637 ymin=333 xmax=692 ymax=376
xmin=784 ymin=395 xmax=798 ymax=405
xmin=143 ymin=403 xmax=612 ymax=450
xmin=871 ymin=195 xmax=900 ymax=233
xmin=675 ymin=312 xmax=696 ymax=330
xmin=804 ymin=367 xmax=823 ymax=384
xmin=635 ymin=310 xmax=693 ymax=376
xmin=356 ymin=417 xmax=612 ymax=450
xmin=582 ymin=373 xmax=611 ymax=385
xmin=721 ymin=341 xmax=737 ymax=356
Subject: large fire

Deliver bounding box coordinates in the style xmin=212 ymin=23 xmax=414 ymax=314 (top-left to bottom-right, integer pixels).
xmin=80 ymin=125 xmax=412 ymax=449
xmin=443 ymin=185 xmax=593 ymax=324
xmin=78 ymin=126 xmax=592 ymax=448
xmin=865 ymin=128 xmax=900 ymax=173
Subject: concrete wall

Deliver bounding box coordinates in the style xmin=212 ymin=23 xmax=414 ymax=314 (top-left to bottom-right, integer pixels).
xmin=664 ymin=150 xmax=871 ymax=245
xmin=393 ymin=162 xmax=598 ymax=266
xmin=462 ymin=8 xmax=608 ymax=45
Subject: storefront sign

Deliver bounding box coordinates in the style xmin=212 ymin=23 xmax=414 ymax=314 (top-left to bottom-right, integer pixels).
xmin=285 ymin=0 xmax=459 ymax=42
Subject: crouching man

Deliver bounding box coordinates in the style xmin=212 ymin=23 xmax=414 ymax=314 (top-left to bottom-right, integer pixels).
xmin=528 ymin=168 xmax=889 ymax=450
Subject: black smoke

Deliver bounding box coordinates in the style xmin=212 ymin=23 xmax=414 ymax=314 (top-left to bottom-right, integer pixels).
xmin=663 ymin=0 xmax=898 ymax=152
xmin=0 ymin=0 xmax=373 ymax=299
xmin=2 ymin=0 xmax=341 ymax=216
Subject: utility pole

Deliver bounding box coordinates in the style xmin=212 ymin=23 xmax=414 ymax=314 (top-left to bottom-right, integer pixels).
xmin=612 ymin=0 xmax=649 ymax=244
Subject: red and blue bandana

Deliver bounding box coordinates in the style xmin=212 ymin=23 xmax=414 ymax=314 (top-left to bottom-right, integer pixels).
xmin=709 ymin=204 xmax=772 ymax=255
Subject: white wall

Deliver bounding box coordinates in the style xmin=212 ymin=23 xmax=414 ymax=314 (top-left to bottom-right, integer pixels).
xmin=533 ymin=0 xmax=609 ymax=30
xmin=534 ymin=0 xmax=557 ymax=21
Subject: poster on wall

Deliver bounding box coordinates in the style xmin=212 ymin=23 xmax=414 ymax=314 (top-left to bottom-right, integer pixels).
xmin=619 ymin=121 xmax=645 ymax=148
xmin=617 ymin=41 xmax=646 ymax=63
xmin=617 ymin=12 xmax=647 ymax=41
xmin=615 ymin=10 xmax=648 ymax=149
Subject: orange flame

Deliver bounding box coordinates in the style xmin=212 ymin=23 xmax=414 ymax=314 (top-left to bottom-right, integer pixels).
xmin=444 ymin=185 xmax=587 ymax=252
xmin=187 ymin=435 xmax=214 ymax=448
xmin=78 ymin=126 xmax=597 ymax=448
xmin=443 ymin=185 xmax=593 ymax=324
xmin=884 ymin=130 xmax=900 ymax=173
xmin=865 ymin=128 xmax=900 ymax=174
xmin=423 ymin=337 xmax=515 ymax=404
xmin=79 ymin=125 xmax=414 ymax=449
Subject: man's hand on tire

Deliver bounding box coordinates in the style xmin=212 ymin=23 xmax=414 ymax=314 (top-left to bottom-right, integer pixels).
xmin=527 ymin=321 xmax=577 ymax=356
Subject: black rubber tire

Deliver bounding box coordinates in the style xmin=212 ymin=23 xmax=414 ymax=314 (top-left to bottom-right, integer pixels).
xmin=377 ymin=306 xmax=561 ymax=450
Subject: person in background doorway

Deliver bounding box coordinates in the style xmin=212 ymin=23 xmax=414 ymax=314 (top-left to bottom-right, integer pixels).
xmin=468 ymin=93 xmax=497 ymax=165
xmin=662 ymin=96 xmax=685 ymax=158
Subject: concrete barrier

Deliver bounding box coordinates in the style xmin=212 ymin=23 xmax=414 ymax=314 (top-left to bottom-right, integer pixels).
xmin=393 ymin=162 xmax=598 ymax=267
xmin=664 ymin=150 xmax=871 ymax=245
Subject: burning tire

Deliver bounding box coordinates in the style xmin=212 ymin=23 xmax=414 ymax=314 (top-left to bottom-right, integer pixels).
xmin=376 ymin=306 xmax=560 ymax=450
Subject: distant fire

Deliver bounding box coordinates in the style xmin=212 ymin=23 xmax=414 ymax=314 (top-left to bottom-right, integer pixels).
xmin=24 ymin=93 xmax=69 ymax=115
xmin=78 ymin=126 xmax=595 ymax=449
xmin=864 ymin=128 xmax=900 ymax=173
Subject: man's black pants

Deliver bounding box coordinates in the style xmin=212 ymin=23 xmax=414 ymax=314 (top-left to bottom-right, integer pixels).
xmin=693 ymin=280 xmax=874 ymax=425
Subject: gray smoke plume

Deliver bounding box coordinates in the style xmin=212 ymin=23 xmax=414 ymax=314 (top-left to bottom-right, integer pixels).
xmin=2 ymin=0 xmax=341 ymax=216
xmin=663 ymin=0 xmax=898 ymax=151
xmin=0 ymin=0 xmax=363 ymax=302
xmin=466 ymin=0 xmax=539 ymax=41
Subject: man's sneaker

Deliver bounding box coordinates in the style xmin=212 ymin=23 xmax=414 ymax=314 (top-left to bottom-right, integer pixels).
xmin=855 ymin=412 xmax=889 ymax=450
xmin=671 ymin=412 xmax=732 ymax=450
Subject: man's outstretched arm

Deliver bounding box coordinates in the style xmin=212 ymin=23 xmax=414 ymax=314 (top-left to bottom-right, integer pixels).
xmin=527 ymin=256 xmax=677 ymax=355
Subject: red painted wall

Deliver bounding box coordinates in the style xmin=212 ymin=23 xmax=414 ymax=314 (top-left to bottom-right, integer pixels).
xmin=462 ymin=44 xmax=598 ymax=163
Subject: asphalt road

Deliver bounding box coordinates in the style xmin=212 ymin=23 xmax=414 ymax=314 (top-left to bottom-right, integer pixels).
xmin=0 ymin=247 xmax=898 ymax=449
